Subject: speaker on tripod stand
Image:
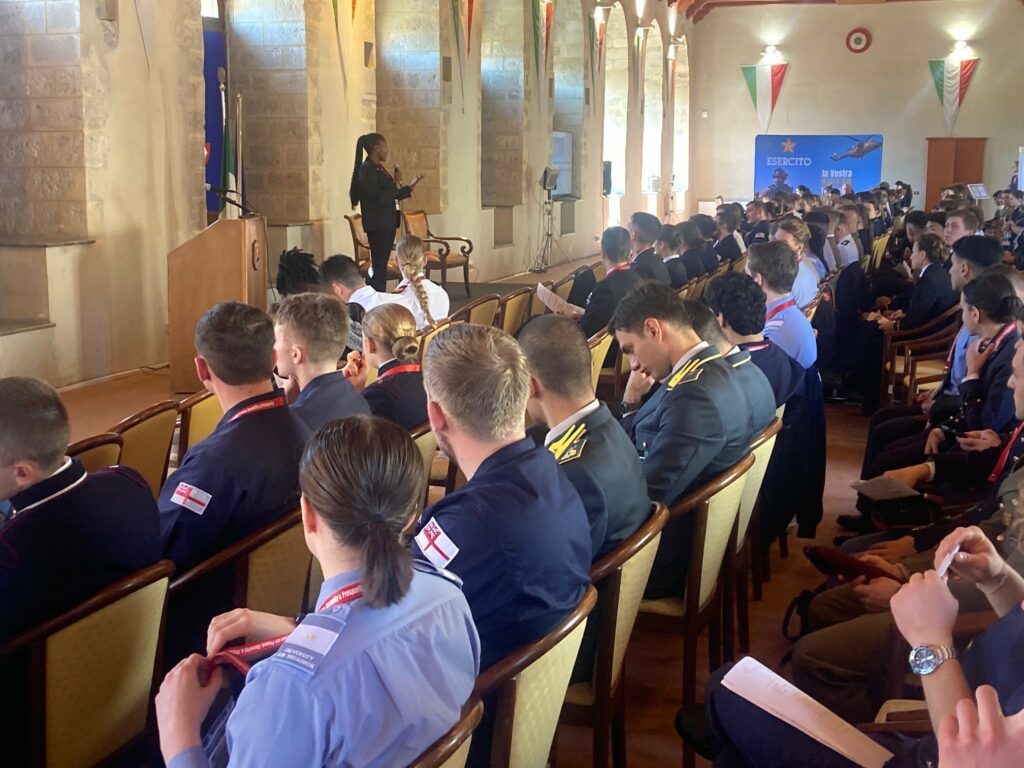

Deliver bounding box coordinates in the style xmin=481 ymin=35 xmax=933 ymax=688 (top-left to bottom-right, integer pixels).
xmin=529 ymin=166 xmax=561 ymax=273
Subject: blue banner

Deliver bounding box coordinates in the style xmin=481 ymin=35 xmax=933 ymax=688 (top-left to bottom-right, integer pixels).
xmin=753 ymin=134 xmax=883 ymax=198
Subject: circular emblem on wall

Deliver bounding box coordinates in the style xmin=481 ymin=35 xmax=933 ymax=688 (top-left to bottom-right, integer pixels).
xmin=846 ymin=28 xmax=872 ymax=54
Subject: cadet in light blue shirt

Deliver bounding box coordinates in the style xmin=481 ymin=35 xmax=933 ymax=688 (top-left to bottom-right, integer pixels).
xmin=747 ymin=241 xmax=818 ymax=370
xmin=156 ymin=416 xmax=480 ymax=768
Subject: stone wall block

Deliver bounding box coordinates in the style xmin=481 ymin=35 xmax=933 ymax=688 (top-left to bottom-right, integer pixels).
xmin=45 ymin=1 xmax=79 ymax=34
xmin=27 ymin=34 xmax=80 ymax=66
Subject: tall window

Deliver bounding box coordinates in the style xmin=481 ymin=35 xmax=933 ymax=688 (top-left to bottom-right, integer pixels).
xmin=201 ymin=0 xmax=220 ymax=19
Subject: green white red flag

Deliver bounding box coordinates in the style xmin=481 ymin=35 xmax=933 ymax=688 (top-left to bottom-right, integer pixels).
xmin=741 ymin=63 xmax=787 ymax=133
xmin=929 ymin=58 xmax=977 ymax=133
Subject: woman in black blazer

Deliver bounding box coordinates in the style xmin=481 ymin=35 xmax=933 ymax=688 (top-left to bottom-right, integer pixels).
xmin=349 ymin=133 xmax=424 ymax=291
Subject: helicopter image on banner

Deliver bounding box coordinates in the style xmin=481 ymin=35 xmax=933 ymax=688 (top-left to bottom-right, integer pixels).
xmin=831 ymin=136 xmax=883 ymax=161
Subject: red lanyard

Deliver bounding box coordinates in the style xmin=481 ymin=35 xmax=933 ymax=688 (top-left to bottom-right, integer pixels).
xmin=606 ymin=263 xmax=630 ymax=276
xmin=742 ymin=342 xmax=770 ymax=353
xmin=200 ymin=580 xmax=362 ymax=683
xmin=228 ymin=396 xmax=286 ymax=423
xmin=376 ymin=363 xmax=421 ymax=383
xmin=766 ymin=298 xmax=797 ymax=322
xmin=990 ymin=423 xmax=1024 ymax=483
xmin=988 ymin=323 xmax=1016 ymax=354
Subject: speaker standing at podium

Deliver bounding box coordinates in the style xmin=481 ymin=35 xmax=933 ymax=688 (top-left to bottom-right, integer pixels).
xmin=349 ymin=132 xmax=425 ymax=291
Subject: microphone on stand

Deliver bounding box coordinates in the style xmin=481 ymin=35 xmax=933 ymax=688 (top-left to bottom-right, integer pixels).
xmin=204 ymin=183 xmax=258 ymax=217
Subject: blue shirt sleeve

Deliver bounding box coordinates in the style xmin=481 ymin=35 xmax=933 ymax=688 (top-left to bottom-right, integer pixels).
xmin=167 ymin=746 xmax=209 ymax=768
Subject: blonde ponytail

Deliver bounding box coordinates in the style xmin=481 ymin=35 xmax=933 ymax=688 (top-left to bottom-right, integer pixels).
xmin=396 ymin=235 xmax=435 ymax=327
xmin=363 ymin=303 xmax=419 ymax=364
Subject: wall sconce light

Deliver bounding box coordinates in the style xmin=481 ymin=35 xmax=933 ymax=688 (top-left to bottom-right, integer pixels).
xmin=953 ymin=40 xmax=967 ymax=51
xmin=760 ymin=44 xmax=784 ymax=63
xmin=635 ymin=0 xmax=646 ymax=20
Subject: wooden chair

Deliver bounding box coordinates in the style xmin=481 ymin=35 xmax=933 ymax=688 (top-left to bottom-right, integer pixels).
xmin=597 ymin=343 xmax=631 ymax=402
xmin=891 ymin=326 xmax=960 ymax=405
xmin=559 ymin=504 xmax=670 ymax=768
xmin=530 ymin=280 xmax=554 ymax=321
xmin=344 ymin=213 xmax=400 ymax=282
xmin=878 ymin=305 xmax=962 ymax=408
xmin=410 ymin=421 xmax=438 ymax=508
xmin=637 ymin=454 xmax=755 ymax=768
xmin=677 ymin=278 xmax=697 ymax=300
xmin=449 ymin=294 xmax=501 ymax=327
xmin=475 ymin=585 xmax=598 ymax=768
xmin=588 ymin=332 xmax=614 ymax=391
xmin=496 ymin=287 xmax=534 ymax=336
xmin=731 ymin=253 xmax=748 ymax=274
xmin=170 ymin=509 xmax=309 ymax=617
xmin=591 ymin=261 xmax=607 ymax=282
xmin=552 ymin=273 xmax=576 ymax=304
xmin=68 ymin=432 xmax=123 ymax=473
xmin=801 ymin=291 xmax=823 ymax=322
xmin=112 ymin=400 xmax=180 ymax=497
xmin=689 ymin=274 xmax=710 ymax=300
xmin=409 ymin=698 xmax=485 ymax=768
xmin=402 ymin=209 xmax=473 ymax=296
xmin=0 ymin=560 xmax=174 ymax=767
xmin=176 ymin=390 xmax=224 ymax=461
xmin=418 ymin=317 xmax=456 ymax=361
xmin=722 ymin=418 xmax=782 ymax=662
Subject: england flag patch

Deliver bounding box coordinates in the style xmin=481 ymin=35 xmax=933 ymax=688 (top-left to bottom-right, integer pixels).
xmin=170 ymin=482 xmax=212 ymax=515
xmin=415 ymin=518 xmax=460 ymax=569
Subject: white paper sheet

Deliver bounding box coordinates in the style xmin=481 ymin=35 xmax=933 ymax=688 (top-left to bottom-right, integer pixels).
xmin=536 ymin=282 xmax=584 ymax=319
xmin=721 ymin=657 xmax=895 ymax=768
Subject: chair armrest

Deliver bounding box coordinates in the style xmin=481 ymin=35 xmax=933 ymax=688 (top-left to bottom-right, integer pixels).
xmin=428 ymin=230 xmax=474 ymax=256
xmin=422 ymin=237 xmax=452 ymax=258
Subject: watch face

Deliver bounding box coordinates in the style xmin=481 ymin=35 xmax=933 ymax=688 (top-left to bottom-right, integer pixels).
xmin=910 ymin=646 xmax=940 ymax=675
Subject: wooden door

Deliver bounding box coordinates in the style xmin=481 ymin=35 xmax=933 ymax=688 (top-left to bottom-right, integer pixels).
xmin=925 ymin=138 xmax=986 ymax=209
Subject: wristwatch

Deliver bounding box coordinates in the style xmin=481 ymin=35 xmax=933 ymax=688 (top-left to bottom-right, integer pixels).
xmin=620 ymin=400 xmax=641 ymax=416
xmin=908 ymin=644 xmax=956 ymax=675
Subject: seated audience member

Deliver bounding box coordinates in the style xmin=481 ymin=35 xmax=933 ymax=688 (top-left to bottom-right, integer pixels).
xmin=274 ymin=247 xmax=320 ymax=297
xmin=925 ymin=210 xmax=948 ymax=238
xmin=714 ymin=208 xmax=744 ymax=265
xmin=945 ymin=207 xmax=980 ymax=247
xmin=578 ymin=225 xmax=644 ymax=340
xmin=803 ymin=220 xmax=831 ymax=280
xmin=744 ymin=200 xmax=771 ymax=247
xmin=746 ymin=242 xmax=826 ymax=537
xmin=805 ymin=210 xmax=840 ymax=273
xmin=395 ymin=235 xmax=449 ymax=329
xmin=883 ymin=233 xmax=958 ymax=331
xmin=0 ymin=377 xmax=161 ymax=642
xmin=678 ymin=220 xmax=711 ymax=280
xmin=273 ymin=292 xmax=369 ymax=432
xmin=627 ymin=211 xmax=671 ymax=284
xmin=155 ymin=417 xmax=479 ymax=768
xmin=683 ymin=299 xmax=776 ymax=437
xmin=343 ymin=303 xmax=427 ymax=430
xmin=773 ymin=219 xmax=820 ymax=308
xmin=611 ymin=283 xmax=753 ymax=597
xmin=704 ymin=272 xmax=805 ymax=410
xmin=862 ymin=271 xmax=1021 ymax=480
xmin=699 ymin=529 xmax=1024 ymax=766
xmin=158 ymin=302 xmax=310 ymax=571
xmin=412 ymin=322 xmax=590 ymax=669
xmin=693 ymin=214 xmax=724 ymax=274
xmin=655 ymin=224 xmax=689 ymax=289
xmin=834 ymin=206 xmax=862 ymax=267
xmin=519 ymin=315 xmax=650 ymax=560
xmin=319 ymin=254 xmax=409 ymax=350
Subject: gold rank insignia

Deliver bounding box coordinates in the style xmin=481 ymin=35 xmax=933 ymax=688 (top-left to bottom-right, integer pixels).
xmin=667 ymin=351 xmax=722 ymax=390
xmin=548 ymin=423 xmax=588 ymax=464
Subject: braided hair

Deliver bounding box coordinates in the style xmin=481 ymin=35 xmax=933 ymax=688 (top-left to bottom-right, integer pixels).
xmin=395 ymin=235 xmax=436 ymax=327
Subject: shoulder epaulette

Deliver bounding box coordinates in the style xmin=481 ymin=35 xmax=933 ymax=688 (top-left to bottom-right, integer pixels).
xmin=667 ymin=351 xmax=722 ymax=390
xmin=548 ymin=422 xmax=587 ymax=464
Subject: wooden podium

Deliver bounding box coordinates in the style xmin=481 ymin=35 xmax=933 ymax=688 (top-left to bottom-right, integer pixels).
xmin=167 ymin=217 xmax=268 ymax=392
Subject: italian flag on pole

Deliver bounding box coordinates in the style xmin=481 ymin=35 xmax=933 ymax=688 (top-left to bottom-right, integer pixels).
xmin=742 ymin=63 xmax=787 ymax=133
xmin=929 ymin=58 xmax=977 ymax=133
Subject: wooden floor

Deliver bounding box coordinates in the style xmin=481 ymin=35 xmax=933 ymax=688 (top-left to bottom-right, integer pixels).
xmin=56 ymin=269 xmax=870 ymax=767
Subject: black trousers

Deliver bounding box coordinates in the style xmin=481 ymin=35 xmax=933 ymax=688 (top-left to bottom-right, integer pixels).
xmin=365 ymin=228 xmax=396 ymax=292
xmin=860 ymin=404 xmax=926 ymax=476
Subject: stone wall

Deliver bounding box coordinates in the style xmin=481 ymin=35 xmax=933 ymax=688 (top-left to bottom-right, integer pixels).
xmin=0 ymin=0 xmax=86 ymax=239
xmin=552 ymin=0 xmax=585 ymax=199
xmin=480 ymin=1 xmax=524 ymax=207
xmin=642 ymin=27 xmax=664 ymax=193
xmin=602 ymin=5 xmax=629 ymax=197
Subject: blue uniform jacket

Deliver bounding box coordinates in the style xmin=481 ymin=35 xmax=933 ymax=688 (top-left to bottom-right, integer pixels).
xmin=726 ymin=349 xmax=777 ymax=437
xmin=158 ymin=390 xmax=310 ymax=571
xmin=0 ymin=459 xmax=160 ymax=642
xmin=167 ymin=565 xmax=480 ymax=768
xmin=411 ymin=438 xmax=591 ymax=669
xmin=957 ymin=325 xmax=1019 ymax=434
xmin=544 ymin=403 xmax=651 ymax=560
xmin=290 ymin=370 xmax=369 ymax=432
xmin=740 ymin=339 xmax=805 ymax=411
xmin=362 ymin=360 xmax=428 ymax=431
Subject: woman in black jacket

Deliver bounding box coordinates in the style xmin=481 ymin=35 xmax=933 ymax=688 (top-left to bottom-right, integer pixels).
xmin=349 ymin=133 xmax=424 ymax=291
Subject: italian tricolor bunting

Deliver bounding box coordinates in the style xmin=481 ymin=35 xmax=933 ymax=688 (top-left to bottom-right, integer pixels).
xmin=929 ymin=58 xmax=977 ymax=133
xmin=742 ymin=63 xmax=787 ymax=133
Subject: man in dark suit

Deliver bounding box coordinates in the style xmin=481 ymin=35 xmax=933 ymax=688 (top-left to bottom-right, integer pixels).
xmin=627 ymin=211 xmax=671 ymax=285
xmin=714 ymin=208 xmax=744 ymax=265
xmin=611 ymin=283 xmax=754 ymax=597
xmin=885 ymin=232 xmax=958 ymax=332
xmin=577 ymin=226 xmax=643 ymax=339
xmin=519 ymin=315 xmax=650 ymax=560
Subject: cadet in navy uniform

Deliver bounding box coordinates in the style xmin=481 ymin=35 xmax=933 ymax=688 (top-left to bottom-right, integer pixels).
xmin=273 ymin=292 xmax=369 ymax=432
xmin=411 ymin=323 xmax=591 ymax=669
xmin=0 ymin=378 xmax=162 ymax=762
xmin=519 ymin=315 xmax=650 ymax=560
xmin=714 ymin=208 xmax=744 ymax=265
xmin=655 ymin=224 xmax=690 ymax=290
xmin=627 ymin=211 xmax=672 ymax=285
xmin=611 ymin=283 xmax=754 ymax=598
xmin=156 ymin=417 xmax=479 ymax=768
xmin=578 ymin=226 xmax=643 ymax=341
xmin=684 ymin=299 xmax=777 ymax=437
xmin=0 ymin=377 xmax=162 ymax=643
xmin=343 ymin=302 xmax=428 ymax=430
xmin=744 ymin=200 xmax=771 ymax=247
xmin=158 ymin=302 xmax=310 ymax=572
xmin=678 ymin=220 xmax=712 ymax=279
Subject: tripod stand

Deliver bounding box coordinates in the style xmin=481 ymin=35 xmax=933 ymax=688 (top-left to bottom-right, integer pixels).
xmin=530 ymin=190 xmax=557 ymax=273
